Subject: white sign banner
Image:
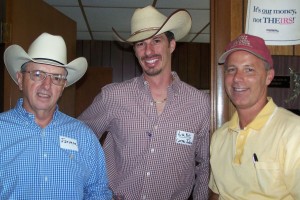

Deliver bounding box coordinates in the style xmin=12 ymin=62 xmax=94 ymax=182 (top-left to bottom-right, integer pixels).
xmin=246 ymin=0 xmax=300 ymax=45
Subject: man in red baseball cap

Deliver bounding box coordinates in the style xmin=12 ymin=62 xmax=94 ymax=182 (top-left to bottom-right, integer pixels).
xmin=209 ymin=34 xmax=300 ymax=199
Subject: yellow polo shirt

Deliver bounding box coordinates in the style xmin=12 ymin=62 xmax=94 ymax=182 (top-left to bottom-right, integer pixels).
xmin=209 ymin=98 xmax=300 ymax=199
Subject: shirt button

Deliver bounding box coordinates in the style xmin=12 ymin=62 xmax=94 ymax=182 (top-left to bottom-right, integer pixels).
xmin=154 ymin=125 xmax=158 ymax=130
xmin=150 ymin=148 xmax=155 ymax=153
xmin=150 ymin=102 xmax=154 ymax=106
xmin=44 ymin=176 xmax=48 ymax=182
xmin=146 ymin=172 xmax=150 ymax=176
xmin=142 ymin=195 xmax=146 ymax=199
xmin=44 ymin=153 xmax=47 ymax=158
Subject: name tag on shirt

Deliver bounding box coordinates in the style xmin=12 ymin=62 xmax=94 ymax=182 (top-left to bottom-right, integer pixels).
xmin=176 ymin=130 xmax=194 ymax=145
xmin=60 ymin=136 xmax=78 ymax=151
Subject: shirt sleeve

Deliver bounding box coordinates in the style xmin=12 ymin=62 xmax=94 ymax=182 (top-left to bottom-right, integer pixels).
xmin=83 ymin=130 xmax=112 ymax=199
xmin=78 ymin=87 xmax=110 ymax=139
xmin=193 ymin=99 xmax=210 ymax=200
xmin=208 ymin=131 xmax=219 ymax=194
xmin=208 ymin=171 xmax=219 ymax=194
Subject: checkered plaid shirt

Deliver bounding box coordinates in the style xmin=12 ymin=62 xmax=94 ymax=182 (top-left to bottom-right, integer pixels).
xmin=0 ymin=99 xmax=112 ymax=199
xmin=79 ymin=72 xmax=210 ymax=200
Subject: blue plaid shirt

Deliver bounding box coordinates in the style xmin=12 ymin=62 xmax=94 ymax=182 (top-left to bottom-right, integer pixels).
xmin=0 ymin=99 xmax=112 ymax=199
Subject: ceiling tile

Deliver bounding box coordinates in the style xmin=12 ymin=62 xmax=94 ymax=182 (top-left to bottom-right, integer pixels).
xmin=156 ymin=0 xmax=209 ymax=9
xmin=82 ymin=0 xmax=153 ymax=7
xmin=43 ymin=0 xmax=210 ymax=43
xmin=44 ymin=0 xmax=79 ymax=6
xmin=53 ymin=7 xmax=87 ymax=31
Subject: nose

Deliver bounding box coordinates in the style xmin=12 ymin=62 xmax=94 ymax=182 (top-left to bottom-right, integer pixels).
xmin=233 ymin=70 xmax=244 ymax=82
xmin=144 ymin=43 xmax=154 ymax=56
xmin=42 ymin=75 xmax=52 ymax=88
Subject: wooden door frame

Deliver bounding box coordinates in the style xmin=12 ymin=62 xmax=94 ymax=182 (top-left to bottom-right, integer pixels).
xmin=210 ymin=0 xmax=245 ymax=132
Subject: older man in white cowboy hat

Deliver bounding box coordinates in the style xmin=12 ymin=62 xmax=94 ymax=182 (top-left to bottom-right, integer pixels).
xmin=79 ymin=5 xmax=210 ymax=200
xmin=0 ymin=33 xmax=112 ymax=199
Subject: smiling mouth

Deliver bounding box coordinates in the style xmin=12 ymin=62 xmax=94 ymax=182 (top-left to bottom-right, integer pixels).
xmin=145 ymin=58 xmax=159 ymax=64
xmin=233 ymin=87 xmax=247 ymax=92
xmin=37 ymin=92 xmax=51 ymax=98
xmin=142 ymin=54 xmax=161 ymax=64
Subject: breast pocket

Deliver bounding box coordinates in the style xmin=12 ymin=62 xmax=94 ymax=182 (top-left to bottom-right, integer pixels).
xmin=254 ymin=161 xmax=286 ymax=195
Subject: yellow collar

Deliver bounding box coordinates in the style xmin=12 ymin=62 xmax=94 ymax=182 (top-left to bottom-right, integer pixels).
xmin=229 ymin=97 xmax=277 ymax=131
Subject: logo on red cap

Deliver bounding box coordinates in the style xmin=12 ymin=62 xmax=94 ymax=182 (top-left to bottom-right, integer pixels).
xmin=228 ymin=34 xmax=252 ymax=50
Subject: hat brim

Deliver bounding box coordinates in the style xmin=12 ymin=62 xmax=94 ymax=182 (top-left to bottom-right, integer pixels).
xmin=112 ymin=9 xmax=192 ymax=43
xmin=4 ymin=45 xmax=87 ymax=87
xmin=218 ymin=48 xmax=268 ymax=65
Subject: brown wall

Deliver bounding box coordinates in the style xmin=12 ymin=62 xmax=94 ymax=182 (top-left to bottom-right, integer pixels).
xmin=76 ymin=40 xmax=211 ymax=90
xmin=75 ymin=67 xmax=112 ymax=117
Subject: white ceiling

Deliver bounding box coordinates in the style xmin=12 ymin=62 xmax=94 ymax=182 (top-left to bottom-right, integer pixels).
xmin=43 ymin=0 xmax=210 ymax=43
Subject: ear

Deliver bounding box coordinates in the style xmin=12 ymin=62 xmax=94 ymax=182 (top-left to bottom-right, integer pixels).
xmin=266 ymin=69 xmax=275 ymax=86
xmin=16 ymin=72 xmax=23 ymax=90
xmin=170 ymin=40 xmax=176 ymax=53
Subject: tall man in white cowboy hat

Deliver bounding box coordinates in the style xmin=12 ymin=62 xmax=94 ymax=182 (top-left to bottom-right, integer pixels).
xmin=78 ymin=5 xmax=210 ymax=200
xmin=0 ymin=33 xmax=112 ymax=199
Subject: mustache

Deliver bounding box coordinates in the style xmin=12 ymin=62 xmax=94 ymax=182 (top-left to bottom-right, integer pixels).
xmin=141 ymin=54 xmax=161 ymax=60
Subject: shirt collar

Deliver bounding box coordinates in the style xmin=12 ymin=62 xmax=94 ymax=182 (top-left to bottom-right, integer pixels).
xmin=15 ymin=98 xmax=60 ymax=125
xmin=228 ymin=97 xmax=277 ymax=131
xmin=137 ymin=71 xmax=181 ymax=95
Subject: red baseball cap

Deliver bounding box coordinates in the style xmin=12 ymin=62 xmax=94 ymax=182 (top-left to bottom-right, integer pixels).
xmin=218 ymin=34 xmax=273 ymax=69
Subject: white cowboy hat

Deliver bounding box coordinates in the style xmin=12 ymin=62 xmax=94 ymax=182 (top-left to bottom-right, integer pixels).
xmin=3 ymin=32 xmax=87 ymax=87
xmin=112 ymin=5 xmax=192 ymax=43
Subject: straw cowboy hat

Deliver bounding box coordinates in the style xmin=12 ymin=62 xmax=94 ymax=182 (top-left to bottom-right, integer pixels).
xmin=112 ymin=5 xmax=192 ymax=43
xmin=3 ymin=32 xmax=87 ymax=87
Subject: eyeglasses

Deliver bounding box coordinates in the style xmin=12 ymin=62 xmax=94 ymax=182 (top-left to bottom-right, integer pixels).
xmin=22 ymin=70 xmax=67 ymax=86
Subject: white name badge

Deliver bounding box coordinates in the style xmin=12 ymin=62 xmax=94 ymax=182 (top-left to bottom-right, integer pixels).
xmin=176 ymin=130 xmax=194 ymax=145
xmin=60 ymin=136 xmax=78 ymax=151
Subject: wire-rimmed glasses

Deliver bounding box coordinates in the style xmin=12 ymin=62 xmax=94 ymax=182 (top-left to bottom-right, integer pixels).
xmin=22 ymin=70 xmax=67 ymax=86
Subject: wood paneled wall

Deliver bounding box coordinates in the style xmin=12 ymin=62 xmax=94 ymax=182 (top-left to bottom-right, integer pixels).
xmin=270 ymin=56 xmax=300 ymax=111
xmin=76 ymin=40 xmax=210 ymax=90
xmin=75 ymin=67 xmax=112 ymax=117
